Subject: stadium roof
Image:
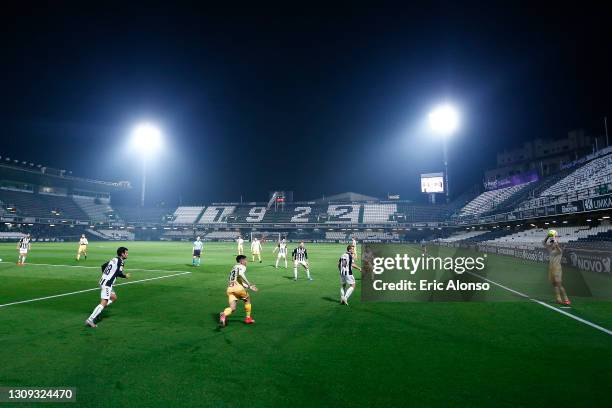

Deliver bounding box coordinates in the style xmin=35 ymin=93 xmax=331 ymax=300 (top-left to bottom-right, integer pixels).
xmin=314 ymin=192 xmax=380 ymax=203
xmin=0 ymin=161 xmax=131 ymax=193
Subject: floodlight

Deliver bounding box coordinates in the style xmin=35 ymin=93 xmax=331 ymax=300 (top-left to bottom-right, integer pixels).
xmin=428 ymin=104 xmax=459 ymax=135
xmin=130 ymin=122 xmax=163 ymax=207
xmin=131 ymin=123 xmax=162 ymax=153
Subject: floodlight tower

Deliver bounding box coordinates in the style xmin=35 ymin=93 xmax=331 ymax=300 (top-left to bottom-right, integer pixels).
xmin=130 ymin=123 xmax=162 ymax=207
xmin=428 ymin=104 xmax=459 ymax=203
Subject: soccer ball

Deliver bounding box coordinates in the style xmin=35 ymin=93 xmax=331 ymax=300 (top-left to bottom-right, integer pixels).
xmin=547 ymin=229 xmax=557 ymax=238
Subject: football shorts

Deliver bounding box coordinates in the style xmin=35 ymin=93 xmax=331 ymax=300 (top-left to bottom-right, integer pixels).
xmin=340 ymin=274 xmax=356 ymax=285
xmin=100 ymin=286 xmax=116 ymax=300
xmin=227 ymin=285 xmax=249 ymax=302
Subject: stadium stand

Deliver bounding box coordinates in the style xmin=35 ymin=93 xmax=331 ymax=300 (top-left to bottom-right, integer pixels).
xmin=482 ymin=225 xmax=612 ymax=248
xmin=458 ymin=228 xmax=515 ymax=243
xmin=73 ymin=197 xmax=119 ymax=223
xmin=114 ymin=206 xmax=174 ymax=224
xmin=171 ymin=206 xmax=204 ymax=224
xmin=0 ymin=223 xmax=90 ymax=241
xmin=198 ymin=206 xmax=236 ymax=223
xmin=205 ymin=231 xmax=240 ymax=239
xmin=325 ymin=231 xmax=348 ymax=240
xmin=438 ymin=230 xmax=490 ymax=242
xmin=0 ymin=189 xmax=88 ymax=220
xmin=97 ymin=229 xmax=135 ymax=240
xmin=262 ymin=204 xmax=325 ymax=224
xmin=399 ymin=204 xmax=448 ymax=222
xmin=541 ymin=154 xmax=612 ymax=197
xmin=458 ymin=182 xmax=532 ymax=216
xmin=325 ymin=230 xmax=400 ymax=241
xmin=0 ymin=189 xmax=53 ymax=218
xmin=352 ymin=231 xmax=399 ymax=240
xmin=162 ymin=229 xmax=194 ymax=239
xmin=38 ymin=193 xmax=88 ymax=219
xmin=362 ymin=204 xmax=397 ymax=223
xmin=0 ymin=231 xmax=26 ymax=240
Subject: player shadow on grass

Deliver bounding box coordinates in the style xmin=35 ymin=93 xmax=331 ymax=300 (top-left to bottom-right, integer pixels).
xmin=321 ymin=296 xmax=338 ymax=303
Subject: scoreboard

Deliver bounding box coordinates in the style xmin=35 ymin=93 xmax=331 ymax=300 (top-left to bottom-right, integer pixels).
xmin=420 ymin=172 xmax=444 ymax=193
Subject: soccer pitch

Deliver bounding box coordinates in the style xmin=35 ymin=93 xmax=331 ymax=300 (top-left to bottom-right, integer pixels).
xmin=1 ymin=241 xmax=611 ymax=407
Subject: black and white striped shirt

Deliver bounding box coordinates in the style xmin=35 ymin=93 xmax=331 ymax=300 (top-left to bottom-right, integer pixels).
xmin=18 ymin=237 xmax=30 ymax=250
xmin=292 ymin=247 xmax=308 ymax=262
xmin=338 ymin=252 xmax=353 ymax=276
xmin=99 ymin=257 xmax=127 ymax=287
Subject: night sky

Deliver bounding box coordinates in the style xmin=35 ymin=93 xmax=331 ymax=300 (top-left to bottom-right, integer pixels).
xmin=2 ymin=4 xmax=611 ymax=206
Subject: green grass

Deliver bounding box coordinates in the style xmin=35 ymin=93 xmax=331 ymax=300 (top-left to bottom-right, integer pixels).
xmin=0 ymin=241 xmax=611 ymax=407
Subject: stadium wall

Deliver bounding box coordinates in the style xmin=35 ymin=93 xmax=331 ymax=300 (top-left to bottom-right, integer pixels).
xmin=438 ymin=241 xmax=611 ymax=275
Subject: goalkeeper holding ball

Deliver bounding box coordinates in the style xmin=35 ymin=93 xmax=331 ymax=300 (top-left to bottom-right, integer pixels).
xmin=543 ymin=230 xmax=570 ymax=306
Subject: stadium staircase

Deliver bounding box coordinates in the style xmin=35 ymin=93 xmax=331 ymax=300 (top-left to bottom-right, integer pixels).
xmin=73 ymin=197 xmax=120 ymax=223
xmin=86 ymin=228 xmax=111 ymax=240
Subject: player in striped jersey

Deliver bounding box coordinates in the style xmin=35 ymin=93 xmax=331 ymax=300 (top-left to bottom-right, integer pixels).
xmin=85 ymin=247 xmax=131 ymax=328
xmin=192 ymin=236 xmax=204 ymax=266
xmin=338 ymin=244 xmax=361 ymax=305
xmin=219 ymin=255 xmax=258 ymax=326
xmin=16 ymin=234 xmax=31 ymax=265
xmin=292 ymin=241 xmax=312 ymax=281
xmin=273 ymin=238 xmax=288 ymax=269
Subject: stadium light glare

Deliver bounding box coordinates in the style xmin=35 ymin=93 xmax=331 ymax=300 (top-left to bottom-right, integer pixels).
xmin=428 ymin=104 xmax=459 ymax=135
xmin=130 ymin=122 xmax=163 ymax=207
xmin=131 ymin=123 xmax=162 ymax=153
xmin=427 ymin=103 xmax=460 ymax=203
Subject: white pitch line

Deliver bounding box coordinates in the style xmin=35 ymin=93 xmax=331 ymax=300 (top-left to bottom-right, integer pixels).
xmin=468 ymin=271 xmax=612 ymax=336
xmin=0 ymin=261 xmax=191 ymax=275
xmin=0 ymin=271 xmax=191 ymax=309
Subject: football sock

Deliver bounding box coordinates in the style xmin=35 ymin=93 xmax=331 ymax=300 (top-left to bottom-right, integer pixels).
xmin=88 ymin=304 xmax=104 ymax=321
xmin=245 ymin=303 xmax=252 ymax=317
xmin=306 ymin=269 xmax=311 ymax=279
xmin=223 ymin=307 xmax=233 ymax=316
xmin=107 ymin=299 xmax=113 ymax=306
xmin=293 ymin=268 xmax=298 ymax=279
xmin=340 ymin=288 xmax=345 ymax=298
xmin=284 ymin=260 xmax=287 ymax=268
xmin=345 ymin=286 xmax=355 ymax=300
xmin=275 ymin=259 xmax=279 ymax=267
xmin=560 ymin=286 xmax=568 ymax=301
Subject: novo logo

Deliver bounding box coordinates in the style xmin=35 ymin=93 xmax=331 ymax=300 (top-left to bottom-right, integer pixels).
xmin=569 ymin=252 xmax=611 ymax=274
